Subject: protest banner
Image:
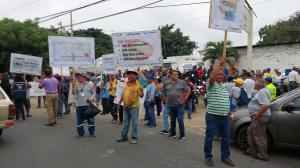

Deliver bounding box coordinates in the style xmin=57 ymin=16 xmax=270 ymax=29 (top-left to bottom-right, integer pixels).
xmin=52 ymin=67 xmax=70 ymax=76
xmin=209 ymin=0 xmax=245 ymax=33
xmin=112 ymin=30 xmax=163 ymax=66
xmin=114 ymin=81 xmax=126 ymax=106
xmin=29 ymin=82 xmax=46 ymax=97
xmin=10 ymin=53 xmax=43 ymax=76
xmin=102 ymin=54 xmax=117 ymax=74
xmin=48 ymin=36 xmax=95 ymax=67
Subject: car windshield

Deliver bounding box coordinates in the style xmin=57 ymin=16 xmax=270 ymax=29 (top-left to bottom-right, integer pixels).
xmin=274 ymin=88 xmax=300 ymax=101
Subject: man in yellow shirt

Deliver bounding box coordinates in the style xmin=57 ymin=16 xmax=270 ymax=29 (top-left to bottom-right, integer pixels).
xmin=108 ymin=74 xmax=118 ymax=123
xmin=266 ymin=77 xmax=277 ymax=101
xmin=117 ymin=71 xmax=144 ymax=144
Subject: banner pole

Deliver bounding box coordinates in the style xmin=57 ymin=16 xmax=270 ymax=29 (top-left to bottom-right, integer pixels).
xmin=222 ymin=31 xmax=228 ymax=58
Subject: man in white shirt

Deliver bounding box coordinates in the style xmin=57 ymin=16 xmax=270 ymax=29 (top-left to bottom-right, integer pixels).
xmin=288 ymin=66 xmax=300 ymax=91
xmin=243 ymin=72 xmax=255 ymax=99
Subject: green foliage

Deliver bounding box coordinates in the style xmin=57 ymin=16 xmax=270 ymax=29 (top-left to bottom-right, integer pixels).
xmin=202 ymin=41 xmax=240 ymax=64
xmin=0 ymin=18 xmax=58 ymax=72
xmin=258 ymin=11 xmax=300 ymax=44
xmin=73 ymin=28 xmax=113 ymax=58
xmin=159 ymin=24 xmax=197 ymax=58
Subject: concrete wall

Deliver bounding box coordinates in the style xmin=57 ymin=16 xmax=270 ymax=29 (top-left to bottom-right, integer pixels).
xmin=236 ymin=43 xmax=300 ymax=72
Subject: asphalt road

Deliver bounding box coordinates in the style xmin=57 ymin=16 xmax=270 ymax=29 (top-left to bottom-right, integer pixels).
xmin=0 ymin=106 xmax=299 ymax=168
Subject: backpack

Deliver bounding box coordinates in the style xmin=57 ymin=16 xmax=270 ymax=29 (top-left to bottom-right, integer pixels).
xmin=12 ymin=82 xmax=26 ymax=101
xmin=237 ymin=88 xmax=251 ymax=106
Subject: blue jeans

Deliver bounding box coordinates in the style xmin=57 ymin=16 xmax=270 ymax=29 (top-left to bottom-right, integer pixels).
xmin=204 ymin=113 xmax=231 ymax=160
xmin=57 ymin=94 xmax=70 ymax=116
xmin=162 ymin=104 xmax=170 ymax=132
xmin=95 ymin=93 xmax=101 ymax=105
xmin=145 ymin=103 xmax=156 ymax=126
xmin=121 ymin=107 xmax=139 ymax=139
xmin=169 ymin=104 xmax=185 ymax=137
xmin=186 ymin=99 xmax=193 ymax=118
xmin=76 ymin=106 xmax=95 ymax=136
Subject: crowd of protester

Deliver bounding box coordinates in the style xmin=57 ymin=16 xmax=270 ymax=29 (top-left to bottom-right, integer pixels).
xmin=0 ymin=62 xmax=300 ymax=167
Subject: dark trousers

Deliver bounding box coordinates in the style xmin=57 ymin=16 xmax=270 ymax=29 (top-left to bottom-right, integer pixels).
xmin=155 ymin=96 xmax=162 ymax=116
xmin=109 ymin=95 xmax=118 ymax=120
xmin=204 ymin=113 xmax=230 ymax=160
xmin=38 ymin=96 xmax=45 ymax=108
xmin=102 ymin=98 xmax=109 ymax=114
xmin=15 ymin=99 xmax=25 ymax=120
xmin=119 ymin=105 xmax=123 ymax=122
xmin=76 ymin=106 xmax=95 ymax=135
xmin=169 ymin=104 xmax=185 ymax=137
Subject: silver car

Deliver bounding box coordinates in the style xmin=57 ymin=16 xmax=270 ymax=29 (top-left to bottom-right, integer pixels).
xmin=231 ymin=88 xmax=300 ymax=150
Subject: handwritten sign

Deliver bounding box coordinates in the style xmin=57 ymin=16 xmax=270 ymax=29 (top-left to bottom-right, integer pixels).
xmin=10 ymin=53 xmax=43 ymax=75
xmin=48 ymin=36 xmax=95 ymax=67
xmin=112 ymin=30 xmax=163 ymax=66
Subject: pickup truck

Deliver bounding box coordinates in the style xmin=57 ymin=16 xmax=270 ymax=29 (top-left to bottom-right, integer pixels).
xmin=0 ymin=87 xmax=16 ymax=136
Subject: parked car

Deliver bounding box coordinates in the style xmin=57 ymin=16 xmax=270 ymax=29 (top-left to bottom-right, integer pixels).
xmin=0 ymin=87 xmax=16 ymax=136
xmin=231 ymin=88 xmax=300 ymax=151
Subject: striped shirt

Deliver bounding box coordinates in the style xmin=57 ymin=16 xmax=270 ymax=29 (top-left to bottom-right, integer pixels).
xmin=206 ymin=81 xmax=230 ymax=116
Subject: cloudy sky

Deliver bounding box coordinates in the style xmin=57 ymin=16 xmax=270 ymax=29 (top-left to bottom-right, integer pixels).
xmin=0 ymin=0 xmax=299 ymax=51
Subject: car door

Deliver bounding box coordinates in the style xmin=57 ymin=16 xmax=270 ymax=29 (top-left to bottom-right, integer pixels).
xmin=276 ymin=96 xmax=300 ymax=146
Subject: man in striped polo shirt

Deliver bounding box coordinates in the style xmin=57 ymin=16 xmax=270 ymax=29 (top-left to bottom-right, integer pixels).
xmin=204 ymin=57 xmax=235 ymax=167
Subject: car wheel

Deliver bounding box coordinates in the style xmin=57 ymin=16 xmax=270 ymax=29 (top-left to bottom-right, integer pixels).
xmin=237 ymin=126 xmax=273 ymax=152
xmin=237 ymin=126 xmax=249 ymax=151
xmin=0 ymin=129 xmax=2 ymax=137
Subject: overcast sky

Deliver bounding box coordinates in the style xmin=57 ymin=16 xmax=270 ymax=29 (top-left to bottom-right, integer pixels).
xmin=0 ymin=0 xmax=299 ymax=51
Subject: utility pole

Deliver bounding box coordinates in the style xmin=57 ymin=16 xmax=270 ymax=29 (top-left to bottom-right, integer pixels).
xmin=70 ymin=12 xmax=73 ymax=36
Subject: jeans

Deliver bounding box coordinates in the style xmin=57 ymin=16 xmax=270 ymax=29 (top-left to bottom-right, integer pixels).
xmin=144 ymin=103 xmax=149 ymax=121
xmin=118 ymin=106 xmax=123 ymax=122
xmin=102 ymin=98 xmax=109 ymax=114
xmin=15 ymin=99 xmax=25 ymax=120
xmin=95 ymin=93 xmax=101 ymax=105
xmin=145 ymin=104 xmax=156 ymax=126
xmin=57 ymin=94 xmax=70 ymax=116
xmin=204 ymin=113 xmax=231 ymax=160
xmin=162 ymin=104 xmax=170 ymax=132
xmin=288 ymin=81 xmax=298 ymax=91
xmin=186 ymin=99 xmax=193 ymax=118
xmin=169 ymin=104 xmax=185 ymax=137
xmin=121 ymin=107 xmax=139 ymax=139
xmin=76 ymin=106 xmax=95 ymax=135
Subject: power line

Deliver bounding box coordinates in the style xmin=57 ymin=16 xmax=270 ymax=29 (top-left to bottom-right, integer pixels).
xmin=37 ymin=0 xmax=109 ymax=23
xmin=61 ymin=0 xmax=165 ymax=28
xmin=61 ymin=1 xmax=211 ymax=28
xmin=143 ymin=2 xmax=210 ymax=9
xmin=0 ymin=0 xmax=42 ymax=16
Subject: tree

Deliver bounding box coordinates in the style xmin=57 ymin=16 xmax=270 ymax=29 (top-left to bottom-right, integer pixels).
xmin=202 ymin=41 xmax=240 ymax=65
xmin=159 ymin=24 xmax=197 ymax=58
xmin=73 ymin=28 xmax=113 ymax=58
xmin=258 ymin=11 xmax=300 ymax=45
xmin=0 ymin=18 xmax=58 ymax=72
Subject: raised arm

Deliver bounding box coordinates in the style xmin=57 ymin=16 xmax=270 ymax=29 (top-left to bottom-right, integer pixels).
xmin=209 ymin=57 xmax=226 ymax=86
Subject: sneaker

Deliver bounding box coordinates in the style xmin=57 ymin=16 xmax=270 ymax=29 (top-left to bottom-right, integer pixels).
xmin=129 ymin=139 xmax=137 ymax=144
xmin=26 ymin=114 xmax=32 ymax=117
xmin=45 ymin=123 xmax=55 ymax=126
xmin=90 ymin=133 xmax=96 ymax=137
xmin=179 ymin=136 xmax=186 ymax=142
xmin=116 ymin=138 xmax=128 ymax=143
xmin=160 ymin=130 xmax=170 ymax=135
xmin=168 ymin=134 xmax=177 ymax=139
xmin=221 ymin=158 xmax=235 ymax=167
xmin=112 ymin=120 xmax=117 ymax=124
xmin=205 ymin=158 xmax=214 ymax=167
xmin=75 ymin=134 xmax=84 ymax=138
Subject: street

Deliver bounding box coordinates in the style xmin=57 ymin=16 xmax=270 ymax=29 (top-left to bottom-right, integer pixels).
xmin=0 ymin=100 xmax=299 ymax=168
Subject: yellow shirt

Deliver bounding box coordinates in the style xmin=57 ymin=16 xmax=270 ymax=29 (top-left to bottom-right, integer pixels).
xmin=108 ymin=79 xmax=118 ymax=96
xmin=122 ymin=81 xmax=142 ymax=108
